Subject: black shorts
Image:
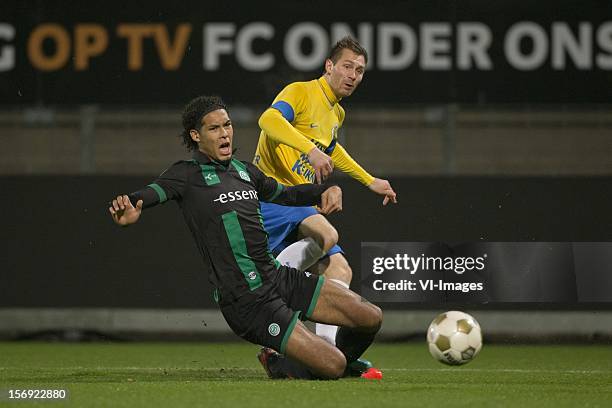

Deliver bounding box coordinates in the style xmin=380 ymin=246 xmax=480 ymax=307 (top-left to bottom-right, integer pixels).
xmin=218 ymin=267 xmax=324 ymax=354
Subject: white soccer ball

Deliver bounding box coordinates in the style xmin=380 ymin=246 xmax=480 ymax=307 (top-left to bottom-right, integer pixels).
xmin=427 ymin=311 xmax=483 ymax=365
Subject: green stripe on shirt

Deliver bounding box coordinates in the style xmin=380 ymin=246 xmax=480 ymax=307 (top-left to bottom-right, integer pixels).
xmin=147 ymin=183 xmax=167 ymax=203
xmin=256 ymin=208 xmax=281 ymax=269
xmin=268 ymin=182 xmax=284 ymax=201
xmin=221 ymin=211 xmax=263 ymax=290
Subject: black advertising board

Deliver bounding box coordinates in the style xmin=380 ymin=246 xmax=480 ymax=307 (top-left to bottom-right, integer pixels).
xmin=2 ymin=176 xmax=612 ymax=309
xmin=1 ymin=0 xmax=611 ymax=106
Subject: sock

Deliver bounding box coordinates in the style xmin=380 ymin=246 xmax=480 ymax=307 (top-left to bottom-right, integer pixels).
xmin=335 ymin=326 xmax=377 ymax=366
xmin=268 ymin=353 xmax=316 ymax=380
xmin=315 ymin=278 xmax=349 ymax=346
xmin=275 ymin=237 xmax=325 ymax=272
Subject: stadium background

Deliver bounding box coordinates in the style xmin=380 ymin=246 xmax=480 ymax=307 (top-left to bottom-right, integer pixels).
xmin=1 ymin=0 xmax=612 ymax=342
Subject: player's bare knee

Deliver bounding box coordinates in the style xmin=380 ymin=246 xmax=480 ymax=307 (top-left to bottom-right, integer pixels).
xmin=372 ymin=304 xmax=383 ymax=330
xmin=322 ymin=351 xmax=346 ymax=379
xmin=300 ymin=216 xmax=338 ymax=253
xmin=361 ymin=303 xmax=383 ymax=333
xmin=324 ymin=255 xmax=352 ymax=284
xmin=338 ymin=261 xmax=352 ymax=283
xmin=309 ymin=347 xmax=346 ymax=379
xmin=329 ymin=354 xmax=347 ymax=379
xmin=319 ymin=226 xmax=338 ymax=253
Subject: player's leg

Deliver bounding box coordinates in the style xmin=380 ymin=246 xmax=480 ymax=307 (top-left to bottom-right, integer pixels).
xmin=277 ymin=240 xmax=349 ymax=344
xmin=297 ymin=215 xmax=349 ymax=282
xmin=260 ymin=272 xmax=381 ymax=380
xmin=261 ymin=203 xmax=328 ymax=273
xmin=259 ymin=318 xmax=347 ymax=380
xmin=260 ymin=205 xmax=367 ymax=360
xmin=297 ymin=213 xmax=338 ymax=253
xmin=263 ymin=277 xmax=382 ymax=379
xmin=309 ymin=279 xmax=382 ymax=330
xmin=309 ymin=279 xmax=383 ymax=365
xmin=295 ymin=215 xmax=353 ymax=344
xmin=304 ymin=253 xmax=348 ymax=344
xmin=263 ymin=205 xmax=345 ymax=282
xmin=282 ymin=321 xmax=346 ymax=379
xmin=220 ymin=288 xmax=343 ymax=380
xmin=309 ymin=252 xmax=352 ymax=289
xmin=275 ymin=237 xmax=326 ymax=271
xmin=272 ymin=212 xmax=352 ymax=347
xmin=275 ymin=213 xmax=343 ymax=278
xmin=287 ymin=220 xmax=376 ymax=375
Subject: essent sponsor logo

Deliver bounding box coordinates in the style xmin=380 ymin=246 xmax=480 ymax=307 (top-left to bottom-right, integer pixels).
xmin=213 ymin=189 xmax=258 ymax=204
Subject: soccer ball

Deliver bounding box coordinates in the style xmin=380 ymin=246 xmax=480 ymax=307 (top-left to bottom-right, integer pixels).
xmin=427 ymin=311 xmax=483 ymax=365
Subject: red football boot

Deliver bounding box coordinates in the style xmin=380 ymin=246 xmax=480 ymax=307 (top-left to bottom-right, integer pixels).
xmin=360 ymin=367 xmax=383 ymax=380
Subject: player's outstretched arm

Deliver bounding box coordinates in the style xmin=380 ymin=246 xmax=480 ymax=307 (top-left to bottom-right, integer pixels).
xmin=109 ymin=194 xmax=143 ymax=226
xmin=368 ymin=178 xmax=398 ymax=206
xmin=328 ymin=144 xmax=397 ymax=205
xmin=272 ymin=183 xmax=341 ymax=209
xmin=250 ymin=161 xmax=339 ymax=208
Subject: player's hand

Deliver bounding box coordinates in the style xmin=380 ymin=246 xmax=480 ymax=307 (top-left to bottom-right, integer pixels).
xmin=109 ymin=194 xmax=143 ymax=226
xmin=368 ymin=178 xmax=398 ymax=206
xmin=307 ymin=147 xmax=333 ymax=184
xmin=319 ymin=185 xmax=342 ymax=215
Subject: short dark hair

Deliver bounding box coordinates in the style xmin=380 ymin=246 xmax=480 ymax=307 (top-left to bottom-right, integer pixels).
xmin=179 ymin=95 xmax=228 ymax=151
xmin=327 ymin=36 xmax=368 ymax=65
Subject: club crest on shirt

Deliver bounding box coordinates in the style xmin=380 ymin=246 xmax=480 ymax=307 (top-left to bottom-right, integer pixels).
xmin=268 ymin=323 xmax=281 ymax=337
xmin=238 ymin=170 xmax=250 ymax=181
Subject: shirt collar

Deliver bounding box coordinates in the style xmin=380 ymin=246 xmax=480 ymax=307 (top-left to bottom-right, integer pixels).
xmin=192 ymin=150 xmax=232 ymax=167
xmin=317 ymin=76 xmax=340 ymax=108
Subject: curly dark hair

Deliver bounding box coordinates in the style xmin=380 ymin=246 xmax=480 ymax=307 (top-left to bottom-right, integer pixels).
xmin=327 ymin=36 xmax=368 ymax=65
xmin=179 ymin=95 xmax=228 ymax=151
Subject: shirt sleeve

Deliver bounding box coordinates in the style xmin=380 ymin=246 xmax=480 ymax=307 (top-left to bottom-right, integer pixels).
xmin=247 ymin=161 xmax=285 ymax=201
xmin=258 ymin=82 xmax=317 ymax=154
xmin=330 ymin=143 xmax=375 ymax=186
xmin=127 ymin=161 xmax=189 ymax=209
xmin=272 ymin=183 xmax=329 ymax=206
xmin=247 ymin=162 xmax=328 ymax=206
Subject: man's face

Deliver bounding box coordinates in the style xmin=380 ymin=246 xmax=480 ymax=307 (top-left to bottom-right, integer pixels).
xmin=324 ymin=48 xmax=366 ymax=98
xmin=191 ymin=109 xmax=233 ymax=161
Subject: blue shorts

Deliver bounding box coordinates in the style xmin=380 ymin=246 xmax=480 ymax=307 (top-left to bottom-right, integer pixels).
xmin=260 ymin=202 xmax=343 ymax=258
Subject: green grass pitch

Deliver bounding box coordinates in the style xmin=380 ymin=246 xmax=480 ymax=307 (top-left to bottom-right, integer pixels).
xmin=1 ymin=341 xmax=611 ymax=407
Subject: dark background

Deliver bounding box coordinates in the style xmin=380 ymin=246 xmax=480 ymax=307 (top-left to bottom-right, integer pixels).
xmin=3 ymin=175 xmax=611 ymax=309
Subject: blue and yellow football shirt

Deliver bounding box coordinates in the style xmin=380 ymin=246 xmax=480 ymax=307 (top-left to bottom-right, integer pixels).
xmin=254 ymin=76 xmax=374 ymax=187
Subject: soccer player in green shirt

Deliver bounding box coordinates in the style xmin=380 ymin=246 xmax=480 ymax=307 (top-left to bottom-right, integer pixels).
xmin=109 ymin=96 xmax=383 ymax=379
